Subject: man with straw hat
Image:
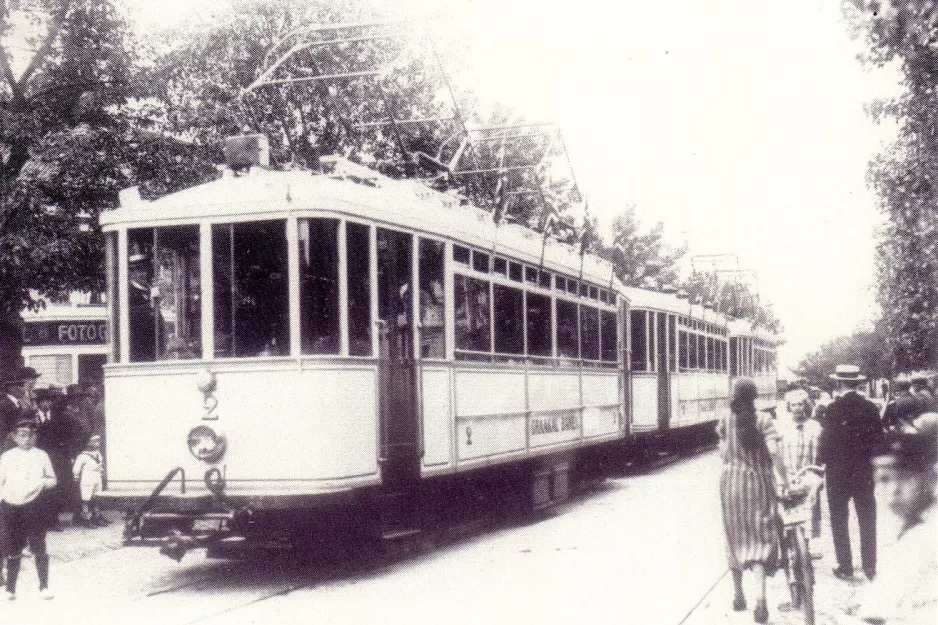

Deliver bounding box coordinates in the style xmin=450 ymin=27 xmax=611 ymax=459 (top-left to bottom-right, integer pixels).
xmin=819 ymin=364 xmax=885 ymax=581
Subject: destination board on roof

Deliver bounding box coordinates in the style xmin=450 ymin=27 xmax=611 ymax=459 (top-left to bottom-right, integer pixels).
xmin=23 ymin=321 xmax=108 ymax=346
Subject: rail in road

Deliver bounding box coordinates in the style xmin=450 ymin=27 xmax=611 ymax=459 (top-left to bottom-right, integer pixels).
xmin=8 ymin=445 xmax=723 ymax=625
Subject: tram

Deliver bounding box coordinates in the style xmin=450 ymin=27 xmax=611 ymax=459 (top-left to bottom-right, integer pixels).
xmin=101 ymin=137 xmax=778 ymax=557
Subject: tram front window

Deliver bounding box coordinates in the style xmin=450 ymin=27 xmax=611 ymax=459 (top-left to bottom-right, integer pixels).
xmin=213 ymin=221 xmax=288 ymax=358
xmin=298 ymin=218 xmax=339 ymax=355
xmin=127 ymin=226 xmax=201 ymax=362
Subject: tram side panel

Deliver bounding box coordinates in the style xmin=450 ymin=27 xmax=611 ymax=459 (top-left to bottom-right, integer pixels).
xmin=104 ymin=363 xmax=381 ymax=497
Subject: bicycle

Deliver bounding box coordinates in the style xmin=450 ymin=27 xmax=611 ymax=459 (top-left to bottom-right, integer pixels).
xmin=778 ymin=464 xmax=825 ymax=625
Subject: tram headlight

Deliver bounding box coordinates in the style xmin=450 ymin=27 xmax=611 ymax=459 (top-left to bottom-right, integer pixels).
xmin=187 ymin=424 xmax=226 ymax=463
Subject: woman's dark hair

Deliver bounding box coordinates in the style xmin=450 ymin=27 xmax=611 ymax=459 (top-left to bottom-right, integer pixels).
xmin=731 ymin=377 xmax=761 ymax=451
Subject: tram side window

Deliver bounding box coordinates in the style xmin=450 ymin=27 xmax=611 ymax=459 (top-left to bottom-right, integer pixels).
xmin=697 ymin=334 xmax=706 ymax=371
xmin=630 ymin=310 xmax=647 ymax=371
xmin=668 ymin=315 xmax=677 ymax=371
xmin=678 ymin=330 xmax=688 ymax=369
xmin=454 ymin=275 xmax=490 ymax=354
xmin=298 ymin=218 xmax=339 ymax=355
xmin=106 ymin=232 xmax=120 ymax=362
xmin=419 ymin=239 xmax=446 ymax=358
xmin=707 ymin=336 xmax=715 ymax=372
xmin=493 ymin=284 xmax=524 ymax=356
xmin=729 ymin=337 xmax=738 ymax=376
xmin=688 ymin=332 xmax=697 ymax=370
xmin=212 ymin=221 xmax=288 ymax=358
xmin=526 ymin=292 xmax=552 ymax=358
xmin=347 ymin=223 xmax=372 ymax=356
xmin=600 ymin=310 xmax=618 ymax=362
xmin=581 ymin=305 xmax=600 ymax=361
xmin=128 ymin=226 xmax=201 ymax=362
xmin=557 ymin=300 xmax=580 ymax=360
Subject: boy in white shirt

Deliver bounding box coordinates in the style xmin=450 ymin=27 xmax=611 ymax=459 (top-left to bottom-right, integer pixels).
xmin=73 ymin=435 xmax=106 ymax=527
xmin=0 ymin=420 xmax=56 ymax=600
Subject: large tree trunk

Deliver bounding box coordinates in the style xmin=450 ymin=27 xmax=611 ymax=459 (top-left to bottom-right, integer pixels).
xmin=0 ymin=310 xmax=24 ymax=379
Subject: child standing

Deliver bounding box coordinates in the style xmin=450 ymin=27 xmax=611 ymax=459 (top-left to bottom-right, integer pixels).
xmin=0 ymin=420 xmax=56 ymax=600
xmin=72 ymin=435 xmax=106 ymax=527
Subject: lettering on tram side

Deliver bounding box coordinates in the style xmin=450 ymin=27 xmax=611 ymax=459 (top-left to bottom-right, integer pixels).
xmin=22 ymin=321 xmax=108 ymax=346
xmin=530 ymin=413 xmax=579 ymax=436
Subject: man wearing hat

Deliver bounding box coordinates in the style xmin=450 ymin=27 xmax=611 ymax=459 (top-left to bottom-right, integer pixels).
xmin=0 ymin=367 xmax=40 ymax=444
xmin=882 ymin=376 xmax=922 ymax=434
xmin=819 ymin=364 xmax=886 ymax=581
xmin=128 ymin=248 xmax=158 ymax=362
xmin=842 ymin=415 xmax=937 ymax=624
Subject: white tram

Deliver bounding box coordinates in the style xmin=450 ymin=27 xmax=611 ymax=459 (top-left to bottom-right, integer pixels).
xmin=728 ymin=320 xmax=781 ymax=407
xmin=101 ymin=143 xmax=778 ymax=554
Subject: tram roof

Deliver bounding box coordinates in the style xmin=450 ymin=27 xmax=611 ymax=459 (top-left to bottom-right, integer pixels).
xmin=622 ymin=287 xmax=729 ymax=325
xmin=102 ymin=164 xmax=624 ymax=291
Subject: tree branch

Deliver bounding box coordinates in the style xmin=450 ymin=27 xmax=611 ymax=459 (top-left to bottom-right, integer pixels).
xmin=16 ymin=1 xmax=71 ymax=93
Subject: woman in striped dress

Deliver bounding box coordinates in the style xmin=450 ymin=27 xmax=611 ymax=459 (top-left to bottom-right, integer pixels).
xmin=717 ymin=377 xmax=788 ymax=624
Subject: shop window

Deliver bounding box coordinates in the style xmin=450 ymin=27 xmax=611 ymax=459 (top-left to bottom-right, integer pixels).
xmin=346 ymin=223 xmax=372 ymax=356
xmin=600 ymin=310 xmax=618 ymax=362
xmin=557 ymin=299 xmax=579 ymax=359
xmin=455 ymin=275 xmax=490 ymax=353
xmin=526 ymin=292 xmax=552 ymax=358
xmin=630 ymin=310 xmax=647 ymax=371
xmin=128 ymin=225 xmax=201 ymax=362
xmin=419 ymin=239 xmax=446 ymax=358
xmin=212 ymin=221 xmax=288 ymax=358
xmin=298 ymin=218 xmax=339 ymax=355
xmin=28 ymin=355 xmax=71 ymax=388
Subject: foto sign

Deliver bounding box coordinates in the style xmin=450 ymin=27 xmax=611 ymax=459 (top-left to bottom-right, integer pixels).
xmin=23 ymin=321 xmax=108 ymax=346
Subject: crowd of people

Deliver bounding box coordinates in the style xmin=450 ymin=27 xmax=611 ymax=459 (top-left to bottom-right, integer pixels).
xmin=717 ymin=364 xmax=937 ymax=624
xmin=0 ymin=366 xmax=107 ymax=600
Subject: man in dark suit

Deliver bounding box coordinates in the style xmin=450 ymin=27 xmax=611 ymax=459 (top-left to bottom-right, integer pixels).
xmin=0 ymin=367 xmax=39 ymax=443
xmin=818 ymin=364 xmax=885 ymax=581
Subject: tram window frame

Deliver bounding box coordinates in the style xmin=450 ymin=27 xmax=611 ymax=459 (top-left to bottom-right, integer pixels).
xmin=567 ymin=279 xmax=579 ymax=295
xmin=493 ymin=257 xmax=507 ymax=276
xmin=127 ymin=225 xmax=202 ymax=363
xmin=106 ymin=232 xmax=120 ymax=362
xmin=539 ymin=271 xmax=552 ymax=289
xmin=580 ymin=282 xmax=590 ymax=298
xmin=298 ymin=218 xmax=340 ymax=355
xmin=688 ymin=331 xmax=697 ymax=370
xmin=472 ymin=250 xmax=490 ymax=273
xmin=509 ymin=262 xmax=523 ymax=282
xmin=557 ymin=299 xmax=580 ymax=360
xmin=525 ymin=267 xmax=538 ymax=284
xmin=678 ymin=330 xmax=688 ymax=369
xmin=454 ymin=274 xmax=491 ymax=355
xmin=600 ymin=309 xmax=618 ymax=362
xmin=630 ymin=310 xmax=647 ymax=372
xmin=581 ymin=305 xmax=600 ymax=361
xmin=668 ymin=314 xmax=677 ymax=372
xmin=555 ymin=276 xmax=566 ymax=292
xmin=526 ymin=291 xmax=553 ymax=359
xmin=346 ymin=222 xmax=372 ymax=356
xmin=212 ymin=220 xmax=288 ymax=359
xmin=418 ymin=237 xmax=446 ymax=359
xmin=493 ymin=283 xmax=525 ymax=356
xmin=453 ymin=245 xmax=470 ymax=265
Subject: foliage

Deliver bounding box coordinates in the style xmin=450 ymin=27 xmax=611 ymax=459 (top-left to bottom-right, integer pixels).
xmin=680 ymin=272 xmax=784 ymax=333
xmin=592 ymin=206 xmax=686 ymax=289
xmin=794 ymin=320 xmax=893 ymax=389
xmin=847 ymin=0 xmax=938 ymax=370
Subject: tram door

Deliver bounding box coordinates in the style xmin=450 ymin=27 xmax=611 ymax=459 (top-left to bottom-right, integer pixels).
xmin=656 ymin=312 xmax=671 ymax=430
xmin=376 ymin=229 xmax=420 ymax=486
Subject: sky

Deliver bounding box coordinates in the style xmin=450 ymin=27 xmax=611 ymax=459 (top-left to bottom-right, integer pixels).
xmin=123 ymin=0 xmax=905 ymax=375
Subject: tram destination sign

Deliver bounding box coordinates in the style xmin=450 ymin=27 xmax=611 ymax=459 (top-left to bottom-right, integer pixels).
xmin=23 ymin=320 xmax=108 ymax=346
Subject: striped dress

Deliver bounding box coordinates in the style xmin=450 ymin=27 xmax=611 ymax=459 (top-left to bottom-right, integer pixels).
xmin=717 ymin=410 xmax=780 ymax=570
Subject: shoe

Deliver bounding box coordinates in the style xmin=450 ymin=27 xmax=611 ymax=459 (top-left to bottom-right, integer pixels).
xmin=833 ymin=567 xmax=854 ymax=580
xmin=753 ymin=600 xmax=768 ymax=623
xmin=778 ymin=601 xmax=796 ymax=612
xmin=92 ymin=516 xmax=110 ymax=527
xmin=865 ymin=570 xmax=876 ymax=582
xmin=77 ymin=517 xmax=95 ymax=528
xmin=733 ymin=596 xmax=747 ymax=611
xmin=5 ymin=590 xmax=14 ymax=601
xmin=39 ymin=588 xmax=53 ymax=600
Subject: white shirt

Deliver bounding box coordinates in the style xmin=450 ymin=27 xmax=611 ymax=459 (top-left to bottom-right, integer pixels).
xmin=0 ymin=446 xmax=56 ymax=506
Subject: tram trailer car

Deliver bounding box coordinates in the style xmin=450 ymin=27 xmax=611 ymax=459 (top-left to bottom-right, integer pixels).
xmin=102 ymin=137 xmax=778 ymax=559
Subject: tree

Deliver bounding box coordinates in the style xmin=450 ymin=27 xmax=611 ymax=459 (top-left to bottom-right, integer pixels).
xmin=592 ymin=206 xmax=686 ymax=289
xmin=795 ymin=321 xmax=892 ymax=390
xmin=847 ymin=0 xmax=938 ymax=370
xmin=0 ymin=0 xmax=134 ymax=373
xmin=681 ymin=272 xmax=784 ymax=333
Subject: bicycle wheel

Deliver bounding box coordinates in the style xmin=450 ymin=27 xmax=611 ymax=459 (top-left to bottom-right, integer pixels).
xmin=793 ymin=526 xmax=815 ymax=625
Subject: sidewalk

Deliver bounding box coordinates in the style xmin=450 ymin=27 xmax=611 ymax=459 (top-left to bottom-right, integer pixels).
xmin=684 ymin=504 xmax=900 ymax=625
